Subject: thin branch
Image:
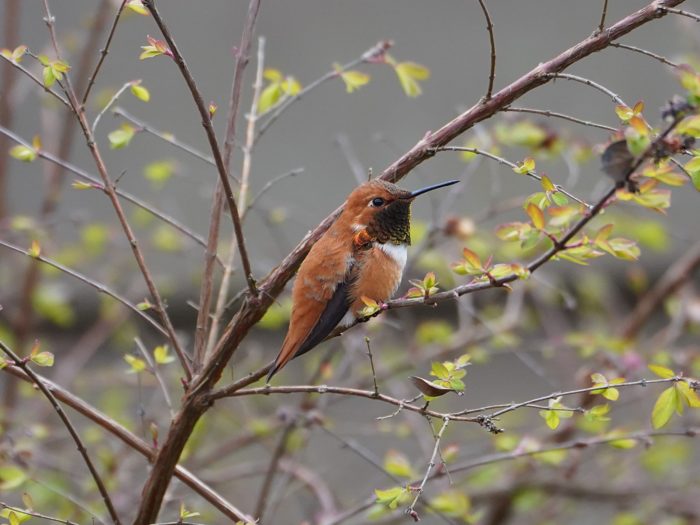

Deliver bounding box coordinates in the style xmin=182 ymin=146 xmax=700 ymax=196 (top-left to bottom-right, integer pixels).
xmin=609 ymin=42 xmax=679 ymax=68
xmin=0 ymin=340 xmax=121 ymax=525
xmin=112 ymin=107 xmax=226 ymax=173
xmin=661 ymin=6 xmax=700 ymax=22
xmin=0 ymin=502 xmax=79 ymax=525
xmin=476 ymin=0 xmax=496 ymax=99
xmin=254 ymin=424 xmax=295 ymax=521
xmin=448 ymin=427 xmax=699 ymax=475
xmin=365 ymin=337 xmax=380 ymax=396
xmin=1 ymin=365 xmax=255 ymax=523
xmin=92 ymin=80 xmax=131 ymax=132
xmin=143 ymin=0 xmax=257 ymax=297
xmin=620 ymin=240 xmax=700 ymax=339
xmin=548 ymin=72 xmax=627 ymax=106
xmin=82 ymin=0 xmax=128 ymax=105
xmin=0 ymin=238 xmax=167 ymax=336
xmin=335 ymin=133 xmax=367 ymax=185
xmin=598 ymin=0 xmax=609 ymax=32
xmin=134 ymin=337 xmax=175 ymax=416
xmin=0 ymin=123 xmax=216 ymax=257
xmin=0 ymin=54 xmax=71 ymax=109
xmin=406 ymin=417 xmax=450 ymax=521
xmin=255 ymin=40 xmax=392 ymax=142
xmin=436 ymin=146 xmax=590 ymax=207
xmin=503 ymin=106 xmax=617 ymax=132
xmin=245 ymin=167 xmax=305 ymax=212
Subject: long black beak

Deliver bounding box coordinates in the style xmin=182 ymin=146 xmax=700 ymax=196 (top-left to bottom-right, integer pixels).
xmin=409 ymin=179 xmax=459 ymax=198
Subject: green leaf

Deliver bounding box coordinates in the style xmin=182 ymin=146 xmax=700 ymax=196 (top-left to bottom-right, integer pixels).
xmin=677 ymin=381 xmax=700 ymax=408
xmin=540 ymin=409 xmax=560 ymax=430
xmin=30 ymin=351 xmax=54 ymax=367
xmin=257 ymin=82 xmax=283 ymax=114
xmin=384 ymin=450 xmax=417 ymax=479
xmin=430 ymin=361 xmax=450 ymax=380
xmin=9 ymin=145 xmax=36 ymax=162
xmin=430 ymin=490 xmax=471 ymax=518
xmin=393 ymin=61 xmax=430 ymax=97
xmin=0 ymin=466 xmax=28 ymax=490
xmin=513 ymin=157 xmax=535 ymax=175
xmin=334 ymin=63 xmax=370 ymax=93
xmin=126 ymin=0 xmax=149 ymax=15
xmin=108 ymin=125 xmax=136 ymax=149
xmin=375 ymin=486 xmax=408 ymax=509
xmin=152 ymin=225 xmax=182 ymax=252
xmin=648 ymin=364 xmax=675 ymax=379
xmin=144 ymin=160 xmax=175 ymax=188
xmin=153 ymin=345 xmax=175 ymax=365
xmin=526 ymin=203 xmax=545 ymax=230
xmin=124 ymin=354 xmax=147 ymax=373
xmin=130 ymin=81 xmax=151 ymax=102
xmin=651 ymin=386 xmax=678 ymax=429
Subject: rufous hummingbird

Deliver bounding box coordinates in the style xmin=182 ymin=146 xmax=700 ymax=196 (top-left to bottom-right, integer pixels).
xmin=267 ymin=178 xmax=459 ymax=380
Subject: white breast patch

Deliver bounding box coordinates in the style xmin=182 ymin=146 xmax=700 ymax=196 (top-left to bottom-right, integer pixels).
xmin=378 ymin=243 xmax=408 ymax=273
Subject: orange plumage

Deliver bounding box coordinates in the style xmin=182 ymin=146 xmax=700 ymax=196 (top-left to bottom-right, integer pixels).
xmin=268 ymin=178 xmax=458 ymax=380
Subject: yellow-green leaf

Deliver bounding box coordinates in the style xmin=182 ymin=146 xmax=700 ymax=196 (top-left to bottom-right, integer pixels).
xmin=31 ymin=351 xmax=54 ymax=367
xmin=126 ymin=0 xmax=149 ymax=15
xmin=651 ymin=386 xmax=678 ymax=429
xmin=124 ymin=354 xmax=147 ymax=373
xmin=130 ymin=81 xmax=150 ymax=102
xmin=526 ymin=203 xmax=545 ymax=230
xmin=648 ymin=364 xmax=675 ymax=379
xmin=384 ymin=450 xmax=417 ymax=479
xmin=394 ymin=61 xmax=430 ymax=97
xmin=153 ymin=345 xmax=175 ymax=365
xmin=9 ymin=145 xmax=36 ymax=162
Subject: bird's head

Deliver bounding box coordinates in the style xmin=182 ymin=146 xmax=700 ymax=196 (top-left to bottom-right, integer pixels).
xmin=343 ymin=179 xmax=458 ymax=245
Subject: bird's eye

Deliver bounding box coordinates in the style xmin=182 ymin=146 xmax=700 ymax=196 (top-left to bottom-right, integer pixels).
xmin=371 ymin=197 xmax=385 ymax=207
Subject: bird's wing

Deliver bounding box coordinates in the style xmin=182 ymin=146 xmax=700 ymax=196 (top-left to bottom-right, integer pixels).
xmin=293 ymin=271 xmax=357 ymax=358
xmin=267 ymin=249 xmax=359 ymax=380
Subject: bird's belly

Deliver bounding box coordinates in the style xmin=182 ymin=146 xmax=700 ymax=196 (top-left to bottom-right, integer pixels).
xmin=347 ymin=243 xmax=408 ymax=321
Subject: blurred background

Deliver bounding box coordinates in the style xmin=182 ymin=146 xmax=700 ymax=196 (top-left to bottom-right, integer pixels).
xmin=1 ymin=1 xmax=700 ymax=524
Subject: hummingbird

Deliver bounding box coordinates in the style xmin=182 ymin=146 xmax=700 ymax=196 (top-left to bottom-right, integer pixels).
xmin=267 ymin=178 xmax=459 ymax=380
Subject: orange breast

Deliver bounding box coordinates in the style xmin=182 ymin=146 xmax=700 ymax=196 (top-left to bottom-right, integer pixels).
xmin=349 ymin=244 xmax=406 ymax=316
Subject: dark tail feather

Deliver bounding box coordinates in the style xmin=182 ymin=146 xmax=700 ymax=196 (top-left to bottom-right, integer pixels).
xmin=266 ymin=361 xmax=281 ymax=382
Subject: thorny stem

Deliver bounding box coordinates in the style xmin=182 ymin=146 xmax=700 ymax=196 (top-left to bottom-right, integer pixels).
xmin=0 ymin=340 xmax=121 ymax=525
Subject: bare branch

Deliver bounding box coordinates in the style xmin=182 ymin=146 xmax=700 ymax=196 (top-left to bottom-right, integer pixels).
xmin=661 ymin=6 xmax=700 ymax=22
xmin=548 ymin=72 xmax=627 ymax=106
xmin=82 ymin=0 xmax=128 ymax=105
xmin=503 ymin=106 xmax=617 ymax=132
xmin=476 ymin=0 xmax=496 ymax=99
xmin=598 ymin=0 xmax=609 ymax=32
xmin=610 ymin=42 xmax=679 ymax=68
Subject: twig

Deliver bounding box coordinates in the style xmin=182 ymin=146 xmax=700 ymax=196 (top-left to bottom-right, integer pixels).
xmin=0 ymin=54 xmax=71 ymax=109
xmin=548 ymin=72 xmax=627 ymax=106
xmin=335 ymin=133 xmax=367 ymax=185
xmin=503 ymin=106 xmax=617 ymax=132
xmin=92 ymin=80 xmax=131 ymax=132
xmin=82 ymin=0 xmax=128 ymax=105
xmin=112 ymin=107 xmax=224 ymax=173
xmin=435 ymin=146 xmax=590 ymax=207
xmin=255 ymin=424 xmax=295 ymax=521
xmin=255 ymin=40 xmax=391 ymax=142
xmin=620 ymin=240 xmax=700 ymax=339
xmin=0 ymin=502 xmax=79 ymax=525
xmin=609 ymin=42 xmax=679 ymax=68
xmin=245 ymin=167 xmax=305 ymax=212
xmin=447 ymin=427 xmax=699 ymax=476
xmin=0 ymin=340 xmax=121 ymax=525
xmin=134 ymin=337 xmax=174 ymax=416
xmin=365 ymin=337 xmax=380 ymax=396
xmin=1 ymin=364 xmax=255 ymax=523
xmin=476 ymin=0 xmax=496 ymax=99
xmin=144 ymin=0 xmax=257 ymax=298
xmin=661 ymin=6 xmax=700 ymax=22
xmin=598 ymin=0 xmax=609 ymax=32
xmin=0 ymin=123 xmax=216 ymax=257
xmin=406 ymin=417 xmax=450 ymax=521
xmin=0 ymin=238 xmax=167 ymax=336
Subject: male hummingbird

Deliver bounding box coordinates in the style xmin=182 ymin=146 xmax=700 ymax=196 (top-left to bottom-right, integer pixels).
xmin=267 ymin=178 xmax=459 ymax=380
